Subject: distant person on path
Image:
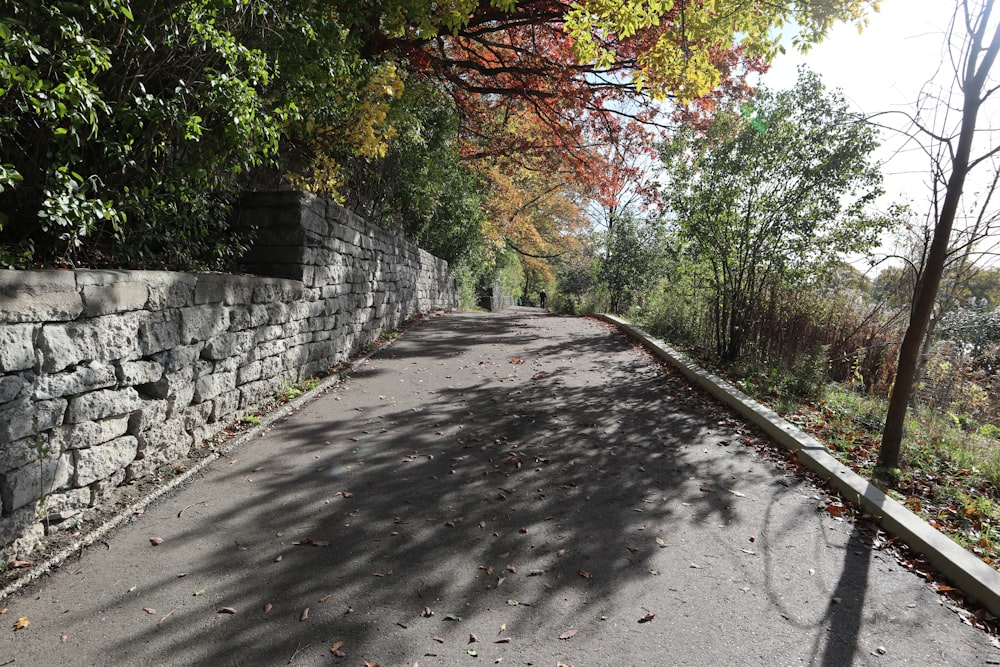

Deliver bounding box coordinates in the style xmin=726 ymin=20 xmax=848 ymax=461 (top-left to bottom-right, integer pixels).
xmin=539 ymin=290 xmax=547 ymax=309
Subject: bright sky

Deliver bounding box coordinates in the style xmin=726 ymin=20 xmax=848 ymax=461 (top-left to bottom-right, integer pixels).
xmin=762 ymin=0 xmax=961 ymax=209
xmin=758 ymin=0 xmax=1000 ymax=269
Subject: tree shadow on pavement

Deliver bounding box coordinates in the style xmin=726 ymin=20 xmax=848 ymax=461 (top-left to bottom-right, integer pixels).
xmin=59 ymin=311 xmax=881 ymax=665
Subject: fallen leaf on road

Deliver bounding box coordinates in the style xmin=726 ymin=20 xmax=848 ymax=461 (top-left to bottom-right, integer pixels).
xmin=319 ymin=594 xmax=332 ymax=603
xmin=142 ymin=607 xmax=156 ymax=614
xmin=558 ymin=629 xmax=578 ymax=640
xmin=9 ymin=560 xmax=31 ymax=569
xmin=578 ymin=570 xmax=592 ymax=579
xmin=505 ymin=564 xmax=516 ymax=574
xmin=193 ymin=590 xmax=205 ymax=596
xmin=467 ymin=649 xmax=478 ymax=657
xmin=263 ymin=603 xmax=272 ymax=613
xmin=330 ymin=641 xmax=345 ymax=655
xmin=655 ymin=537 xmax=666 ymax=548
xmin=299 ymin=537 xmax=329 ymax=547
xmin=689 ymin=563 xmax=702 ymax=569
xmin=498 ymin=623 xmax=506 ymax=634
xmin=300 ymin=607 xmax=310 ymax=621
xmin=495 ymin=637 xmax=511 ymax=643
xmin=149 ymin=537 xmax=164 ymax=546
xmin=60 ymin=632 xmax=67 ymax=643
xmin=444 ymin=614 xmax=462 ymax=621
xmin=638 ymin=613 xmax=655 ymax=623
xmin=509 ymin=358 xmax=525 ymax=364
xmin=364 ymin=661 xmax=380 ymax=667
xmin=469 ymin=633 xmax=478 ymax=643
xmin=433 ymin=636 xmax=444 ymax=643
xmin=420 ymin=607 xmax=434 ymax=618
xmin=699 ymin=484 xmax=713 ymax=493
xmin=13 ymin=617 xmax=29 ymax=630
xmin=217 ymin=607 xmax=237 ymax=615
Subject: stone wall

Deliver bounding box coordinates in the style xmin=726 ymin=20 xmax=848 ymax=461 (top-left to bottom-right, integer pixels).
xmin=0 ymin=192 xmax=457 ymax=556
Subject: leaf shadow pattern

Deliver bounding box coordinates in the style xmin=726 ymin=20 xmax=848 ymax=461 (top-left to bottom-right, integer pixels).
xmin=13 ymin=309 xmax=993 ymax=666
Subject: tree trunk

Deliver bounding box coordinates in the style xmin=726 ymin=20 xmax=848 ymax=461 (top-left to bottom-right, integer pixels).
xmin=879 ymin=2 xmax=1000 ymax=472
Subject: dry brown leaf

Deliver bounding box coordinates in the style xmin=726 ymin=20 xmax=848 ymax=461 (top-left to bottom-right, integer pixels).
xmin=300 ymin=537 xmax=329 ymax=547
xmin=420 ymin=607 xmax=434 ymax=618
xmin=274 ymin=554 xmax=283 ymax=562
xmin=469 ymin=633 xmax=478 ymax=643
xmin=558 ymin=629 xmax=578 ymax=640
xmin=319 ymin=594 xmax=333 ymax=603
xmin=149 ymin=537 xmax=164 ymax=546
xmin=638 ymin=613 xmax=655 ymax=623
xmin=655 ymin=537 xmax=666 ymax=548
xmin=263 ymin=603 xmax=272 ymax=613
xmin=495 ymin=637 xmax=511 ymax=643
xmin=577 ymin=570 xmax=592 ymax=580
xmin=142 ymin=607 xmax=156 ymax=614
xmin=9 ymin=560 xmax=32 ymax=569
xmin=505 ymin=564 xmax=516 ymax=574
xmin=300 ymin=607 xmax=310 ymax=621
xmin=13 ymin=616 xmax=29 ymax=631
xmin=330 ymin=640 xmax=345 ymax=654
xmin=363 ymin=661 xmax=380 ymax=667
xmin=60 ymin=632 xmax=67 ymax=644
xmin=217 ymin=607 xmax=237 ymax=615
xmin=433 ymin=636 xmax=444 ymax=643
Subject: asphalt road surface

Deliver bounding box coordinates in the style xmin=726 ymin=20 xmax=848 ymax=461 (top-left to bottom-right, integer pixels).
xmin=2 ymin=308 xmax=998 ymax=666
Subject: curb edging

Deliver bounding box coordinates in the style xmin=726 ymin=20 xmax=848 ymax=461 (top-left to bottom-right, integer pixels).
xmin=597 ymin=313 xmax=1000 ymax=618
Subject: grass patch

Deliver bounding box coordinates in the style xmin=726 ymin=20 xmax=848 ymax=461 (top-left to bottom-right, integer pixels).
xmin=778 ymin=384 xmax=1000 ymax=569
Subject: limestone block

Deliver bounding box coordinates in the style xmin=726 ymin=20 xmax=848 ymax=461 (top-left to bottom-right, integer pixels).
xmin=228 ymin=304 xmax=270 ymax=331
xmin=236 ymin=360 xmax=262 ymax=384
xmin=128 ymin=399 xmax=169 ymax=434
xmin=214 ymin=356 xmax=240 ymax=374
xmin=89 ymin=468 xmax=126 ymax=503
xmin=49 ymin=416 xmax=129 ymax=451
xmin=180 ymin=403 xmax=212 ymax=431
xmin=254 ymin=339 xmax=286 ymax=361
xmin=253 ymin=324 xmax=285 ymax=344
xmin=0 ymin=434 xmax=49 ymax=475
xmin=202 ymin=331 xmax=253 ymax=360
xmin=65 ymin=387 xmax=141 ymax=424
xmin=41 ymin=487 xmax=90 ymax=522
xmin=39 ymin=312 xmax=144 ymax=373
xmin=210 ymin=390 xmax=240 ymax=423
xmin=165 ymin=370 xmax=195 ymax=410
xmin=153 ymin=343 xmax=202 ymax=372
xmin=265 ymin=301 xmax=290 ymax=324
xmin=0 ymin=324 xmax=36 ymax=372
xmin=137 ymin=417 xmax=192 ymax=462
xmin=239 ymin=377 xmax=283 ymax=409
xmin=0 ymin=398 xmax=66 ymax=443
xmin=288 ymin=302 xmax=309 ymax=321
xmin=194 ymin=359 xmax=213 ymax=378
xmin=194 ymin=274 xmax=255 ymax=306
xmin=194 ymin=370 xmax=236 ymax=403
xmin=79 ymin=274 xmax=149 ymax=316
xmin=137 ymin=309 xmax=183 ymax=356
xmin=1 ymin=453 xmax=72 ymax=512
xmin=259 ymin=356 xmax=283 ymax=379
xmin=0 ymin=270 xmax=82 ymax=323
xmin=252 ymin=278 xmax=304 ymax=304
xmin=142 ymin=271 xmax=197 ymax=309
xmin=33 ymin=361 xmax=117 ymax=400
xmin=0 ymin=375 xmax=24 ymax=404
xmin=0 ymin=506 xmax=38 ymax=553
xmin=74 ymin=436 xmax=137 ymax=486
xmin=180 ymin=305 xmax=229 ymax=344
xmin=7 ymin=522 xmax=45 ymax=560
xmin=117 ymin=359 xmax=165 ymax=387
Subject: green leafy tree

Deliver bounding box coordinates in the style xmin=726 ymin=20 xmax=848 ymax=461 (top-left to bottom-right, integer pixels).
xmin=660 ymin=68 xmax=885 ymax=363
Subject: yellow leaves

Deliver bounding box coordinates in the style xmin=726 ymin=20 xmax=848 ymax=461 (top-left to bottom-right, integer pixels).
xmin=13 ymin=616 xmax=29 ymax=631
xmin=564 ymin=0 xmax=878 ymax=101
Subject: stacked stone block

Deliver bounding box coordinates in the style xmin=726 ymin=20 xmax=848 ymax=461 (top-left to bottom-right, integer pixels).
xmin=0 ymin=192 xmax=457 ymax=556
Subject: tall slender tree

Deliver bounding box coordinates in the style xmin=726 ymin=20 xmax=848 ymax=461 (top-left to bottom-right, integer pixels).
xmin=879 ymin=0 xmax=1000 ymax=474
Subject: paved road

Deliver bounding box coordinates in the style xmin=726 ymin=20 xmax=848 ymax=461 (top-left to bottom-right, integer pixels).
xmin=2 ymin=308 xmax=997 ymax=666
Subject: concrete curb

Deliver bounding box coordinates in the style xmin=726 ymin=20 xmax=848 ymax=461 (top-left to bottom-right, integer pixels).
xmin=0 ymin=327 xmax=401 ymax=602
xmin=597 ymin=313 xmax=1000 ymax=618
